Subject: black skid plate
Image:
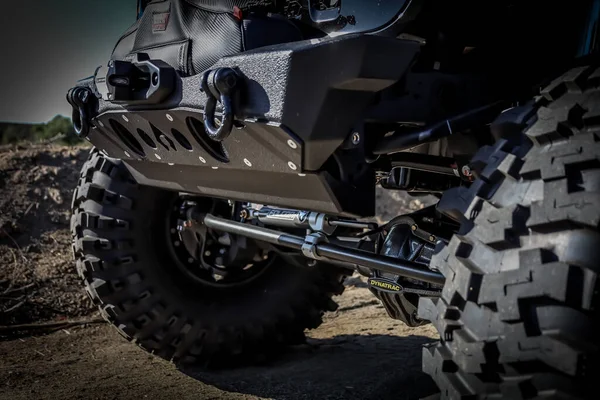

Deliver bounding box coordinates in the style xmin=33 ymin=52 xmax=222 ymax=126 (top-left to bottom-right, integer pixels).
xmin=91 ymin=109 xmax=302 ymax=174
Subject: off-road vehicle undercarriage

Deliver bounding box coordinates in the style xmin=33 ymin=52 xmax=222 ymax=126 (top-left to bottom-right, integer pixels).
xmin=68 ymin=0 xmax=600 ymax=398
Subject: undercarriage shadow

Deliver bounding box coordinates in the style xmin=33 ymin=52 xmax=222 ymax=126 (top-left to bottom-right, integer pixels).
xmin=181 ymin=334 xmax=438 ymax=400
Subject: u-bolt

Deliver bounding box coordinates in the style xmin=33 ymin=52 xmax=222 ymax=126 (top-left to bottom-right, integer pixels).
xmin=200 ymin=68 xmax=240 ymax=142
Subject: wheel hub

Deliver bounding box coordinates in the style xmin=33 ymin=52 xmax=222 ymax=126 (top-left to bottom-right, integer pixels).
xmin=167 ymin=197 xmax=270 ymax=286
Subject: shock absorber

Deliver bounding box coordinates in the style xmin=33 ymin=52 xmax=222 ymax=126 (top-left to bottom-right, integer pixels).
xmin=241 ymin=206 xmax=377 ymax=235
xmin=245 ymin=207 xmax=335 ymax=234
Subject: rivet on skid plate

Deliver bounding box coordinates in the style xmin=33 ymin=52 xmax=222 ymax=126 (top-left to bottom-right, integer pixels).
xmin=154 ymin=154 xmax=162 ymax=160
xmin=243 ymin=158 xmax=252 ymax=167
xmin=124 ymin=151 xmax=130 ymax=157
xmin=288 ymin=161 xmax=297 ymax=171
xmin=287 ymin=139 xmax=297 ymax=149
xmin=122 ymin=115 xmax=129 ymax=122
xmin=198 ymin=156 xmax=206 ymax=164
xmin=212 ymin=166 xmax=219 ymax=170
xmin=166 ymin=113 xmax=174 ymax=122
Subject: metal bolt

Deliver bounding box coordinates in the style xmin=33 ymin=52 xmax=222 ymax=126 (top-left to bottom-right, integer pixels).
xmin=122 ymin=115 xmax=129 ymax=122
xmin=429 ymin=235 xmax=436 ymax=242
xmin=243 ymin=158 xmax=252 ymax=167
xmin=168 ymin=162 xmax=174 ymax=166
xmin=98 ymin=121 xmax=104 ymax=128
xmin=351 ymin=132 xmax=360 ymax=145
xmin=124 ymin=151 xmax=130 ymax=158
xmin=204 ymin=250 xmax=211 ymax=257
xmin=166 ymin=113 xmax=173 ymax=122
xmin=287 ymin=139 xmax=298 ymax=149
xmin=287 ymin=161 xmax=297 ymax=171
xmin=154 ymin=153 xmax=161 ymax=160
xmin=198 ymin=156 xmax=206 ymax=164
xmin=411 ymin=224 xmax=418 ymax=231
xmin=212 ymin=166 xmax=219 ymax=170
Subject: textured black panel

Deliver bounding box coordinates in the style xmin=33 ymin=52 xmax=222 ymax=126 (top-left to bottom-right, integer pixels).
xmin=112 ymin=0 xmax=297 ymax=76
xmin=282 ymin=35 xmax=419 ymax=169
xmin=181 ymin=0 xmax=275 ymax=13
xmin=110 ymin=20 xmax=140 ymax=60
xmin=242 ymin=14 xmax=301 ymax=51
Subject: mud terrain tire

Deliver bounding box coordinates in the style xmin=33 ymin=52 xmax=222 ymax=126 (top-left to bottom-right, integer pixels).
xmin=419 ymin=65 xmax=600 ymax=399
xmin=71 ymin=149 xmax=347 ymax=366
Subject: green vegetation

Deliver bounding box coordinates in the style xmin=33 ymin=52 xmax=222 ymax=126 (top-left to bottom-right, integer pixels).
xmin=0 ymin=116 xmax=82 ymax=145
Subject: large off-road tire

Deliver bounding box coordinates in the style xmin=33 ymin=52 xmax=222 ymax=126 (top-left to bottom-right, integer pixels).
xmin=419 ymin=65 xmax=600 ymax=398
xmin=70 ymin=149 xmax=347 ymax=366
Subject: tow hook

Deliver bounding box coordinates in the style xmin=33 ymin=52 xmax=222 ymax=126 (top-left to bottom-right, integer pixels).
xmin=200 ymin=67 xmax=242 ymax=142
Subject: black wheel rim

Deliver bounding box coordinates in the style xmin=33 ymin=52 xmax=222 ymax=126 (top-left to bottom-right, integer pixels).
xmin=164 ymin=196 xmax=273 ymax=289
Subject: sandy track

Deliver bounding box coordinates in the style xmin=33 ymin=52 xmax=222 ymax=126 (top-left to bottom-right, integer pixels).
xmin=0 ymin=281 xmax=439 ymax=400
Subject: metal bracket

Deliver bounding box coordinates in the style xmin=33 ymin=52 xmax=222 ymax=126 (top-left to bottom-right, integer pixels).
xmin=99 ymin=55 xmax=176 ymax=105
xmin=301 ymin=232 xmax=328 ymax=260
xmin=307 ymin=0 xmax=342 ymax=23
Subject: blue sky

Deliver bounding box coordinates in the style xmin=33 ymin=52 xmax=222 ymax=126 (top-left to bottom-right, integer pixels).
xmin=0 ymin=0 xmax=136 ymax=123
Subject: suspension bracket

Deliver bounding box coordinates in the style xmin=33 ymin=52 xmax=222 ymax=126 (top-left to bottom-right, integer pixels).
xmin=301 ymin=232 xmax=329 ymax=260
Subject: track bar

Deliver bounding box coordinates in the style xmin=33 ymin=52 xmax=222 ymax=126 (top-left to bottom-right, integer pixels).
xmin=203 ymin=214 xmax=445 ymax=286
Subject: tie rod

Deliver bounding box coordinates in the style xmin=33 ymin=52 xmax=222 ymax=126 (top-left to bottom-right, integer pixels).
xmin=202 ymin=213 xmax=445 ymax=286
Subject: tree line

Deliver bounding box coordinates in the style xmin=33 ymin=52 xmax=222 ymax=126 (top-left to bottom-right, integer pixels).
xmin=0 ymin=116 xmax=82 ymax=145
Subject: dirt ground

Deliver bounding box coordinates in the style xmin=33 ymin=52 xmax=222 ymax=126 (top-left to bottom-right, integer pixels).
xmin=0 ymin=143 xmax=439 ymax=400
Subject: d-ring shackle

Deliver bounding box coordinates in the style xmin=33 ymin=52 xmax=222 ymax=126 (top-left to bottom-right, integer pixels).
xmin=200 ymin=67 xmax=240 ymax=142
xmin=66 ymin=87 xmax=95 ymax=137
